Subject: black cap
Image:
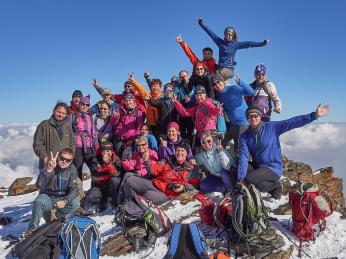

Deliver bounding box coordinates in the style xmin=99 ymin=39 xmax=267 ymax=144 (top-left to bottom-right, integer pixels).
xmin=175 ymin=140 xmax=190 ymax=154
xmin=210 ymin=74 xmax=223 ymax=85
xmin=195 ymin=85 xmax=206 ymax=94
xmin=72 ymin=90 xmax=83 ymax=98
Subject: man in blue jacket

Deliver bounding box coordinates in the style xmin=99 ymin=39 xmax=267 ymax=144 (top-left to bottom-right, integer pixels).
xmin=212 ymin=75 xmax=254 ymax=156
xmin=237 ymin=104 xmax=330 ymax=199
xmin=198 ymin=18 xmax=268 ymax=81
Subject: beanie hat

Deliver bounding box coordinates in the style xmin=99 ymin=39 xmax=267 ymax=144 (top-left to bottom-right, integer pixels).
xmin=80 ymin=96 xmax=90 ymax=105
xmin=72 ymin=90 xmax=83 ymax=98
xmin=167 ymin=122 xmax=180 ymax=132
xmin=254 ymin=63 xmax=266 ymax=76
xmin=175 ymin=140 xmax=190 ymax=153
xmin=124 ymin=92 xmax=135 ymax=100
xmin=224 ymin=26 xmax=235 ymax=34
xmin=195 ymin=85 xmax=206 ymax=94
xmin=246 ymin=105 xmax=263 ymax=118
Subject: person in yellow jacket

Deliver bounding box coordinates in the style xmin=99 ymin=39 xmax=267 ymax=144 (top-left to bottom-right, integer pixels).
xmin=128 ymin=73 xmax=163 ymax=138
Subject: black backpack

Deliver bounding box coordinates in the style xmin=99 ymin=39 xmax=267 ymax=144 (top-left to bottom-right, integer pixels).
xmin=15 ymin=221 xmax=63 ymax=259
xmin=164 ymin=223 xmax=209 ymax=259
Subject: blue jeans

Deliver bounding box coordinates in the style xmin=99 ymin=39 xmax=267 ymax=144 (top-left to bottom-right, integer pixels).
xmin=29 ymin=193 xmax=79 ymax=230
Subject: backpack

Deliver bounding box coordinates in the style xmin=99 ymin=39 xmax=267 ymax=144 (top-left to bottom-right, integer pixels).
xmin=15 ymin=221 xmax=63 ymax=259
xmin=231 ymin=183 xmax=268 ymax=241
xmin=289 ymin=182 xmax=333 ymax=242
xmin=164 ymin=223 xmax=209 ymax=259
xmin=60 ymin=216 xmax=101 ymax=259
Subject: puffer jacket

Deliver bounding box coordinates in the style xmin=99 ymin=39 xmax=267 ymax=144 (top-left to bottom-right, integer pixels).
xmin=121 ymin=149 xmax=158 ymax=176
xmin=33 ymin=117 xmax=75 ymax=165
xmin=36 ymin=164 xmax=78 ymax=204
xmin=174 ymin=98 xmax=222 ymax=137
xmin=149 ymin=158 xmax=200 ymax=198
xmin=91 ymin=150 xmax=120 ymax=187
xmin=179 ymin=41 xmax=218 ymax=74
xmin=114 ymin=106 xmax=145 ymax=142
xmin=132 ymin=79 xmax=163 ymax=126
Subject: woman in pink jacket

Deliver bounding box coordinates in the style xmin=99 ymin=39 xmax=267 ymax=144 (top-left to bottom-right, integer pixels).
xmin=173 ymin=85 xmax=223 ymax=149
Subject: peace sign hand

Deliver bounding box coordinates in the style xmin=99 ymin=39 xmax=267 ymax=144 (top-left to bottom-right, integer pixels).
xmin=47 ymin=151 xmax=59 ymax=173
xmin=128 ymin=72 xmax=134 ymax=82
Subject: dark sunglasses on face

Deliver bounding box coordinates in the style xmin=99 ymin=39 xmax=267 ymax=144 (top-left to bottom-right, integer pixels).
xmin=201 ymin=139 xmax=213 ymax=145
xmin=137 ymin=142 xmax=147 ymax=147
xmin=248 ymin=114 xmax=260 ymax=120
xmin=81 ymin=103 xmax=90 ymax=107
xmin=101 ymin=146 xmax=113 ymax=151
xmin=59 ymin=156 xmax=72 ymax=163
xmin=212 ymin=80 xmax=221 ymax=86
xmin=165 ymin=90 xmax=173 ymax=93
xmin=195 ymin=67 xmax=204 ymax=71
xmin=100 ymin=108 xmax=108 ymax=110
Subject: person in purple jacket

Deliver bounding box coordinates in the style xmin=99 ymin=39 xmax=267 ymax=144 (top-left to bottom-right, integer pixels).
xmin=198 ymin=18 xmax=268 ymax=81
xmin=159 ymin=122 xmax=193 ymax=162
xmin=237 ymin=104 xmax=330 ymax=199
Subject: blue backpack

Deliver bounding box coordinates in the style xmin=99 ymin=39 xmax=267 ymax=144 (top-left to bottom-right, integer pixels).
xmin=60 ymin=216 xmax=101 ymax=259
xmin=164 ymin=223 xmax=209 ymax=259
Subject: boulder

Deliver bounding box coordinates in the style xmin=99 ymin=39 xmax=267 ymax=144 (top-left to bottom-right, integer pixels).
xmin=8 ymin=177 xmax=38 ymax=196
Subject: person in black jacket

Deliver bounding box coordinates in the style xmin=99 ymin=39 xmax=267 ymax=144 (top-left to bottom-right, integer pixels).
xmin=26 ymin=148 xmax=79 ymax=236
xmin=188 ymin=62 xmax=213 ymax=98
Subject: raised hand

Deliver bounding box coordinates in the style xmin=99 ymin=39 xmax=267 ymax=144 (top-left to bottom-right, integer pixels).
xmin=273 ymin=107 xmax=280 ymax=114
xmin=176 ymin=34 xmax=183 ymax=43
xmin=198 ymin=18 xmax=204 ymax=25
xmin=47 ymin=151 xmax=59 ymax=172
xmin=160 ymin=137 xmax=167 ymax=148
xmin=144 ymin=72 xmax=150 ymax=79
xmin=235 ymin=75 xmax=240 ymax=85
xmin=92 ymin=78 xmax=99 ymax=88
xmin=263 ymin=39 xmax=269 ymax=45
xmin=128 ymin=72 xmax=134 ymax=82
xmin=216 ymin=139 xmax=223 ymax=151
xmin=315 ymin=104 xmax=331 ymax=118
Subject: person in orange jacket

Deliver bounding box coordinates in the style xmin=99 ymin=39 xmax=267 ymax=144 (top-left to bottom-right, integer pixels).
xmin=128 ymin=73 xmax=163 ymax=136
xmin=176 ymin=34 xmax=218 ymax=74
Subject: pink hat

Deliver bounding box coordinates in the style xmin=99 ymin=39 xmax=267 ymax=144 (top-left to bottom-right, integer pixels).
xmin=167 ymin=122 xmax=180 ymax=132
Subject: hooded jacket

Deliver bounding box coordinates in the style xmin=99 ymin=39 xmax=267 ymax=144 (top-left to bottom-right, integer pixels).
xmin=36 ymin=163 xmax=78 ymax=204
xmin=237 ymin=113 xmax=317 ymax=181
xmin=179 ymin=41 xmax=218 ymax=74
xmin=173 ymin=98 xmax=222 ymax=137
xmin=114 ymin=106 xmax=145 ymax=142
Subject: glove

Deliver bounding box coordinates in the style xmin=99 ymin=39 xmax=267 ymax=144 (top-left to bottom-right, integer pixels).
xmin=198 ymin=18 xmax=204 ymax=25
xmin=263 ymin=39 xmax=269 ymax=45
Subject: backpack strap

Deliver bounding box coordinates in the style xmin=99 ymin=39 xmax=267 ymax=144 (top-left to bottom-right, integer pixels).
xmin=164 ymin=224 xmax=183 ymax=259
xmin=188 ymin=223 xmax=208 ymax=258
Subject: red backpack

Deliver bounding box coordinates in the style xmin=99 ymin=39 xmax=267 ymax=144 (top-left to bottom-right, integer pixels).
xmin=289 ymin=183 xmax=333 ymax=253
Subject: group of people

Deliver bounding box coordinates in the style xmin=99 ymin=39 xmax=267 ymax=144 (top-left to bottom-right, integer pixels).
xmin=26 ymin=19 xmax=330 ymax=237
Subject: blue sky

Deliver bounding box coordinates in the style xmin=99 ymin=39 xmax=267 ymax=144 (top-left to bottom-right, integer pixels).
xmin=0 ymin=0 xmax=345 ymax=123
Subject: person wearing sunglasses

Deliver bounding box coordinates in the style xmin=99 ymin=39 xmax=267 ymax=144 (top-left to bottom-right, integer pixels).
xmin=26 ymin=148 xmax=79 ymax=237
xmin=33 ymin=101 xmax=75 ymax=170
xmin=247 ymin=64 xmax=282 ymax=122
xmin=198 ymin=18 xmax=268 ymax=81
xmin=211 ymin=74 xmax=254 ymax=156
xmin=195 ymin=133 xmax=236 ymax=194
xmin=90 ymin=87 xmax=120 ymax=117
xmin=187 ymin=62 xmax=214 ymax=98
xmin=237 ymin=104 xmax=331 ymax=199
xmin=176 ymin=34 xmax=218 ymax=75
xmin=143 ymin=83 xmax=179 ymax=137
xmin=84 ymin=142 xmax=122 ymax=213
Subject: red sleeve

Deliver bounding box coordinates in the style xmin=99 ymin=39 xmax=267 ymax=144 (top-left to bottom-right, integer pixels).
xmin=173 ymin=100 xmax=196 ymax=117
xmin=180 ymin=41 xmax=200 ymax=65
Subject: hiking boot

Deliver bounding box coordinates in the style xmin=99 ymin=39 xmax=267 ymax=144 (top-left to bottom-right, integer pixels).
xmin=142 ymin=209 xmax=163 ymax=235
xmin=113 ymin=206 xmax=124 ymax=225
xmin=270 ymin=183 xmax=282 ymax=200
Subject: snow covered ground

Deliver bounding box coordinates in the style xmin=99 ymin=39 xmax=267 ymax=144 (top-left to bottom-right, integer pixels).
xmin=0 ymin=123 xmax=345 ymax=258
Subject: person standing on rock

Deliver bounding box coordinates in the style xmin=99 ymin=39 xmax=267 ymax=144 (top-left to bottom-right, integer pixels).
xmin=25 ymin=148 xmax=79 ymax=237
xmin=33 ymin=101 xmax=75 ymax=170
xmin=237 ymin=104 xmax=330 ymax=199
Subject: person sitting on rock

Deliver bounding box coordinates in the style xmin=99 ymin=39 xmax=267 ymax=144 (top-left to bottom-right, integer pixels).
xmin=85 ymin=142 xmax=122 ymax=213
xmin=25 ymin=148 xmax=79 ymax=237
xmin=237 ymin=104 xmax=330 ymax=199
xmin=195 ymin=133 xmax=236 ymax=194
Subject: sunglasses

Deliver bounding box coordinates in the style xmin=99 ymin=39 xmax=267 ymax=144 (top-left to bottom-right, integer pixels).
xmin=212 ymin=80 xmax=221 ymax=86
xmin=137 ymin=142 xmax=147 ymax=147
xmin=101 ymin=146 xmax=113 ymax=151
xmin=201 ymin=139 xmax=213 ymax=145
xmin=195 ymin=67 xmax=204 ymax=71
xmin=59 ymin=156 xmax=72 ymax=163
xmin=248 ymin=114 xmax=260 ymax=120
xmin=81 ymin=103 xmax=90 ymax=107
xmin=100 ymin=108 xmax=108 ymax=110
xmin=165 ymin=90 xmax=173 ymax=93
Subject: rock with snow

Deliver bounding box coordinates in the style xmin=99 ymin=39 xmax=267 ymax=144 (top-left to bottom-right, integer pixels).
xmin=8 ymin=177 xmax=38 ymax=196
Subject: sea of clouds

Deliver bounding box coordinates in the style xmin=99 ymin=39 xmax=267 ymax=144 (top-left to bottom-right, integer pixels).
xmin=0 ymin=123 xmax=345 ymax=191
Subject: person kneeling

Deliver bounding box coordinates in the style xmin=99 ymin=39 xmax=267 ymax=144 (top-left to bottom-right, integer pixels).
xmin=26 ymin=148 xmax=79 ymax=237
xmin=85 ymin=142 xmax=122 ymax=213
xmin=195 ymin=133 xmax=236 ymax=194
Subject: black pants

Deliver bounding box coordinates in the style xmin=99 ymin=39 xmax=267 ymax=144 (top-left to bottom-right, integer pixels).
xmin=179 ymin=116 xmax=195 ymax=145
xmin=85 ymin=177 xmax=122 ymax=208
xmin=245 ymin=165 xmax=280 ymax=194
xmin=73 ymin=147 xmax=97 ymax=180
xmin=223 ymin=123 xmax=248 ymax=158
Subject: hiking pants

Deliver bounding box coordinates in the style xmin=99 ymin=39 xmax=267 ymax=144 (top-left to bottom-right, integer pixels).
xmin=85 ymin=177 xmax=122 ymax=208
xmin=223 ymin=124 xmax=248 ymax=158
xmin=179 ymin=116 xmax=195 ymax=145
xmin=123 ymin=175 xmax=168 ymax=218
xmin=200 ymin=169 xmax=236 ymax=194
xmin=29 ymin=194 xmax=79 ymax=230
xmin=245 ymin=166 xmax=280 ymax=193
xmin=73 ymin=147 xmax=97 ymax=180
